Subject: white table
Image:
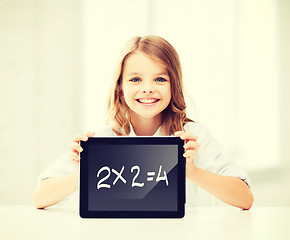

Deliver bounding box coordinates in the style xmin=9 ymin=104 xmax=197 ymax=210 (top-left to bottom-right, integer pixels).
xmin=0 ymin=205 xmax=289 ymax=240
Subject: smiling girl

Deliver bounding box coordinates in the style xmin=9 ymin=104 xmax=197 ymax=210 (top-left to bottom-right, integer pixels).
xmin=32 ymin=36 xmax=254 ymax=210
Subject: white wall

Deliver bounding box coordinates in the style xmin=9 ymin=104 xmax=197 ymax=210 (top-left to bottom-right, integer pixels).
xmin=0 ymin=0 xmax=82 ymax=204
xmin=251 ymin=0 xmax=290 ymax=207
xmin=278 ymin=0 xmax=290 ymax=169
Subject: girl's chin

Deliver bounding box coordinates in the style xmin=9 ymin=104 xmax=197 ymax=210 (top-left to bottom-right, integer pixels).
xmin=130 ymin=111 xmax=162 ymax=121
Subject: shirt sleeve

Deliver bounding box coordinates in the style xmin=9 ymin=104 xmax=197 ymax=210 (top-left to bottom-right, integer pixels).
xmin=38 ymin=154 xmax=76 ymax=184
xmin=184 ymin=122 xmax=252 ymax=188
xmin=37 ymin=125 xmax=116 ymax=184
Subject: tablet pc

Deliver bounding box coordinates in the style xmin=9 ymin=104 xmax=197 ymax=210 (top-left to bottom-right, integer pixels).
xmin=79 ymin=136 xmax=185 ymax=218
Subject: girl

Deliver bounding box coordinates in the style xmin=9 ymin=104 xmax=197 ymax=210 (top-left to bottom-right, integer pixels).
xmin=32 ymin=36 xmax=254 ymax=210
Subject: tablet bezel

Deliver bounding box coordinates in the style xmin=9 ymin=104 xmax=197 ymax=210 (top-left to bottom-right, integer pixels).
xmin=79 ymin=136 xmax=185 ymax=218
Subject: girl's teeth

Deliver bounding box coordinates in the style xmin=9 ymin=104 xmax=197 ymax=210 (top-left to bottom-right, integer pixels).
xmin=139 ymin=99 xmax=157 ymax=103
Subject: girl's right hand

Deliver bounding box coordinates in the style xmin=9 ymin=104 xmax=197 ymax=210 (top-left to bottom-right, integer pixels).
xmin=69 ymin=131 xmax=95 ymax=166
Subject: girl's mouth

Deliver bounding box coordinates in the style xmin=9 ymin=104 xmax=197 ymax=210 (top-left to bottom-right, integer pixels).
xmin=136 ymin=98 xmax=160 ymax=104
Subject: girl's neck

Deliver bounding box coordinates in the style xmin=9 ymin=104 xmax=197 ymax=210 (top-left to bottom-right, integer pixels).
xmin=130 ymin=113 xmax=163 ymax=136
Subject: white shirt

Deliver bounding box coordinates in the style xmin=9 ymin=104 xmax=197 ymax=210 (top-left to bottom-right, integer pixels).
xmin=38 ymin=122 xmax=251 ymax=207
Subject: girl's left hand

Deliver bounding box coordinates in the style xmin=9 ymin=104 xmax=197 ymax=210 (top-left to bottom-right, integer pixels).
xmin=174 ymin=131 xmax=199 ymax=178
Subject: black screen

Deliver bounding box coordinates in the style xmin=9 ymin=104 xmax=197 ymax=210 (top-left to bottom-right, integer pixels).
xmin=87 ymin=144 xmax=178 ymax=211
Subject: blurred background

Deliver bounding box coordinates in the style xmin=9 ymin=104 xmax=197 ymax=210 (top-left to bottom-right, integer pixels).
xmin=0 ymin=0 xmax=289 ymax=206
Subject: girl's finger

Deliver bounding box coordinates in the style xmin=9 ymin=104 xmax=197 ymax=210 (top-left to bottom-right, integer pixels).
xmin=184 ymin=141 xmax=199 ymax=150
xmin=174 ymin=131 xmax=197 ymax=141
xmin=86 ymin=131 xmax=95 ymax=137
xmin=174 ymin=131 xmax=185 ymax=137
xmin=183 ymin=150 xmax=196 ymax=161
xmin=69 ymin=152 xmax=80 ymax=162
xmin=73 ymin=134 xmax=88 ymax=143
xmin=183 ymin=150 xmax=195 ymax=157
xmin=73 ymin=149 xmax=79 ymax=155
xmin=70 ymin=142 xmax=83 ymax=153
xmin=179 ymin=132 xmax=197 ymax=141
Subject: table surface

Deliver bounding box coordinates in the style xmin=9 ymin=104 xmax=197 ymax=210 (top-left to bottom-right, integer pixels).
xmin=0 ymin=205 xmax=289 ymax=240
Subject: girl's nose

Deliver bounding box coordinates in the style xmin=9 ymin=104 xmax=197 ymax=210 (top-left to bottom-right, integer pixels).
xmin=142 ymin=82 xmax=154 ymax=94
xmin=142 ymin=89 xmax=153 ymax=94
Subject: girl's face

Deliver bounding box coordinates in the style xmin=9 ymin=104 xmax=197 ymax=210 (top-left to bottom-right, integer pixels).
xmin=122 ymin=52 xmax=171 ymax=121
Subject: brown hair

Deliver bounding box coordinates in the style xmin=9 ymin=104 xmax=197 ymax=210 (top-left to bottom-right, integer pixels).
xmin=107 ymin=35 xmax=193 ymax=135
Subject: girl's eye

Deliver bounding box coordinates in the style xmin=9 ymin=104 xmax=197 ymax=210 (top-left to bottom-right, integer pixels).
xmin=130 ymin=77 xmax=141 ymax=82
xmin=155 ymin=77 xmax=167 ymax=83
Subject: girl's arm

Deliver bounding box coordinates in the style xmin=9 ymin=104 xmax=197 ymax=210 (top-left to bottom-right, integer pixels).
xmin=32 ymin=131 xmax=95 ymax=209
xmin=32 ymin=172 xmax=78 ymax=209
xmin=175 ymin=131 xmax=254 ymax=210
xmin=189 ymin=166 xmax=253 ymax=210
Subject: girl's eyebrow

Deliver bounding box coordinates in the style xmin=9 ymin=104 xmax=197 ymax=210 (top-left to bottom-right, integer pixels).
xmin=125 ymin=72 xmax=141 ymax=76
xmin=154 ymin=72 xmax=169 ymax=76
xmin=124 ymin=72 xmax=169 ymax=77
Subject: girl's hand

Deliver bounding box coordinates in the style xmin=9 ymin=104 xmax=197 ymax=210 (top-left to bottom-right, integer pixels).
xmin=69 ymin=131 xmax=95 ymax=167
xmin=174 ymin=131 xmax=199 ymax=178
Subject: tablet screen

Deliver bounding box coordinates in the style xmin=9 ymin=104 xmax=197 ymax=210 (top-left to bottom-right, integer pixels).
xmin=88 ymin=144 xmax=178 ymax=211
xmin=80 ymin=137 xmax=185 ymax=218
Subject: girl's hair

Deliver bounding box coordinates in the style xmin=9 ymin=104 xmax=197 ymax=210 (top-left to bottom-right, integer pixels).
xmin=107 ymin=35 xmax=193 ymax=136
